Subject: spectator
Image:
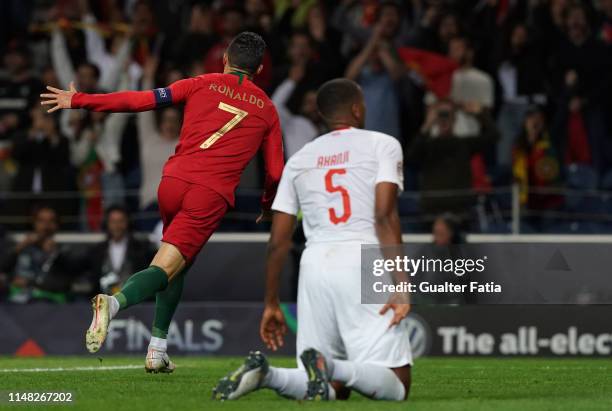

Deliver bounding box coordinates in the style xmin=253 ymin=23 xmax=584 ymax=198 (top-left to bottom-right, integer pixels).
xmin=345 ymin=3 xmax=406 ymax=139
xmin=203 ymin=6 xmax=245 ymax=68
xmin=6 ymin=206 xmax=74 ymax=303
xmin=271 ymin=30 xmax=331 ymax=120
xmin=50 ymin=26 xmax=125 ymax=95
xmin=204 ymin=6 xmax=272 ymax=89
xmin=531 ymin=0 xmax=569 ymax=51
xmin=332 ymin=0 xmax=409 ymax=56
xmin=513 ymin=105 xmax=563 ymax=210
xmin=171 ymin=2 xmax=217 ymax=73
xmin=69 ymin=101 xmax=131 ymax=220
xmin=10 ymin=104 xmax=76 ymax=226
xmin=272 ymin=65 xmax=319 ymax=159
xmin=129 ymin=0 xmax=159 ymax=66
xmin=436 ymin=13 xmax=461 ymax=54
xmin=84 ymin=205 xmax=154 ymax=295
xmin=496 ymin=23 xmax=548 ymax=167
xmin=305 ymin=4 xmax=344 ymax=77
xmin=596 ymin=0 xmax=612 ymax=46
xmin=432 ymin=213 xmax=464 ymax=246
xmin=0 ymin=44 xmax=43 ymax=192
xmin=137 ymin=58 xmax=180 ymax=228
xmin=245 ymin=0 xmax=274 ymax=33
xmin=0 ymin=44 xmax=43 ymax=141
xmin=1 ymin=0 xmax=612 ymax=235
xmin=407 ymin=100 xmax=499 ymax=218
xmin=79 ymin=2 xmax=142 ymax=91
xmin=445 ymin=36 xmax=494 ymax=136
xmin=414 ymin=211 xmax=467 ymax=305
xmin=51 ymin=23 xmax=134 ymax=218
xmin=50 ymin=19 xmax=131 ymax=133
xmin=407 ymin=7 xmax=461 ymax=55
xmin=274 ymin=0 xmax=319 ymax=30
xmin=549 ymin=4 xmax=612 ymax=173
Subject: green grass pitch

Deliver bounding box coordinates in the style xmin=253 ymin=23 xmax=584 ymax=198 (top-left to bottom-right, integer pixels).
xmin=1 ymin=356 xmax=611 ymax=410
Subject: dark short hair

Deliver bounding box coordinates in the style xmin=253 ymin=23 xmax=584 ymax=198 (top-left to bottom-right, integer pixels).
xmin=104 ymin=204 xmax=132 ymax=232
xmin=450 ymin=35 xmax=473 ymax=50
xmin=31 ymin=204 xmax=59 ymax=227
xmin=32 ymin=205 xmax=58 ymax=220
xmin=291 ymin=29 xmax=315 ymax=46
xmin=105 ymin=204 xmax=130 ymax=220
xmin=226 ymin=31 xmax=266 ymax=75
xmin=434 ymin=212 xmax=464 ymax=244
xmin=376 ymin=0 xmax=402 ymax=20
xmin=221 ymin=5 xmax=245 ymax=17
xmin=316 ymin=79 xmax=362 ymax=118
xmin=79 ymin=62 xmax=101 ymax=80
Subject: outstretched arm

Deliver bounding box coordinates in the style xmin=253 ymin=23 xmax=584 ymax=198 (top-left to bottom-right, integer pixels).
xmin=40 ymin=77 xmax=197 ymax=114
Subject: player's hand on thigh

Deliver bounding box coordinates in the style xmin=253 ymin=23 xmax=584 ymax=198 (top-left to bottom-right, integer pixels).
xmin=380 ymin=293 xmax=411 ymax=329
xmin=260 ymin=304 xmax=287 ymax=351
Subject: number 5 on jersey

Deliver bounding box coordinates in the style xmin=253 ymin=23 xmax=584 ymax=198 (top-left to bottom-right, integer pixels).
xmin=200 ymin=102 xmax=248 ymax=149
xmin=325 ymin=169 xmax=351 ymax=224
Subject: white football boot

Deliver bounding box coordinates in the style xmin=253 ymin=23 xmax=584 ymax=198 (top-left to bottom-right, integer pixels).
xmin=212 ymin=351 xmax=269 ymax=400
xmin=85 ymin=294 xmax=112 ymax=353
xmin=145 ymin=348 xmax=176 ymax=373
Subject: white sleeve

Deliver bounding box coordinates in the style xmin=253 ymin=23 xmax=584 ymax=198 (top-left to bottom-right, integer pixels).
xmin=137 ymin=78 xmax=157 ymax=140
xmin=51 ymin=29 xmax=75 ymax=89
xmin=375 ymin=136 xmax=404 ymax=191
xmin=83 ymin=14 xmax=108 ymax=68
xmin=100 ymin=37 xmax=132 ymax=91
xmin=271 ymin=78 xmax=296 ymax=131
xmin=271 ymin=163 xmax=299 ymax=216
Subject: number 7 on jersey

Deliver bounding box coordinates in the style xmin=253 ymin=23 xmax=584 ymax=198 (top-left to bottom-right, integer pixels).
xmin=200 ymin=102 xmax=248 ymax=149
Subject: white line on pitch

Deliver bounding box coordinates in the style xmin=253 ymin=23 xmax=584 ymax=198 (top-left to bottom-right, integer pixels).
xmin=0 ymin=365 xmax=142 ymax=373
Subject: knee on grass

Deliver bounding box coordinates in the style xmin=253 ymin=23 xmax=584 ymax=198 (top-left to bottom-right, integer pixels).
xmin=392 ymin=365 xmax=412 ymax=400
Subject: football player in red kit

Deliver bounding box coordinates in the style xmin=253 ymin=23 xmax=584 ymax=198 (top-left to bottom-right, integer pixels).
xmin=41 ymin=32 xmax=284 ymax=372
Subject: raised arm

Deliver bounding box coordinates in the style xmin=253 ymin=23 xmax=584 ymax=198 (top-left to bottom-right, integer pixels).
xmin=345 ymin=24 xmax=383 ymax=80
xmin=50 ymin=28 xmax=76 ymax=89
xmin=40 ymin=77 xmax=197 ymax=114
xmin=271 ymin=77 xmax=297 ymax=128
xmin=137 ymin=58 xmax=160 ymax=139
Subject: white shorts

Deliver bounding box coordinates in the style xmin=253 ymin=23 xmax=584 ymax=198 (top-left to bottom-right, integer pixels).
xmin=296 ymin=243 xmax=412 ymax=368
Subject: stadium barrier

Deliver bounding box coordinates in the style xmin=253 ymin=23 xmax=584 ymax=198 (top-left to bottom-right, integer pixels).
xmin=6 ymin=233 xmax=612 ymax=302
xmin=3 ymin=183 xmax=612 ymax=233
xmin=2 ymin=303 xmax=612 ymax=357
xmin=5 ymin=233 xmax=612 ymax=302
xmin=3 ymin=235 xmax=612 ymax=357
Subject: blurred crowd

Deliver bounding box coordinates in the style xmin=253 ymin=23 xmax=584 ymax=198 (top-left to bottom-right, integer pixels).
xmin=1 ymin=0 xmax=612 ymax=303
xmin=0 ymin=0 xmax=611 ymax=236
xmin=0 ymin=204 xmax=156 ymax=303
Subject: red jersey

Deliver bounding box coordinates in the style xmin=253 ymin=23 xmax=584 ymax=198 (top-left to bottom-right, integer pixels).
xmin=71 ymin=73 xmax=284 ymax=209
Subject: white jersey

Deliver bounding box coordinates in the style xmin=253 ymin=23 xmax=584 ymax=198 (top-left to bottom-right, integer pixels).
xmin=272 ymin=127 xmax=403 ymax=245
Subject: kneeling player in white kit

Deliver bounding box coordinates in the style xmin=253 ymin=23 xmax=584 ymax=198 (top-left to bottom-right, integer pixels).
xmin=213 ymin=79 xmax=411 ymax=401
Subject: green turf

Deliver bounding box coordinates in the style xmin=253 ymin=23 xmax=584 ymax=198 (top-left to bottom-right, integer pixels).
xmin=0 ymin=356 xmax=611 ymax=410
